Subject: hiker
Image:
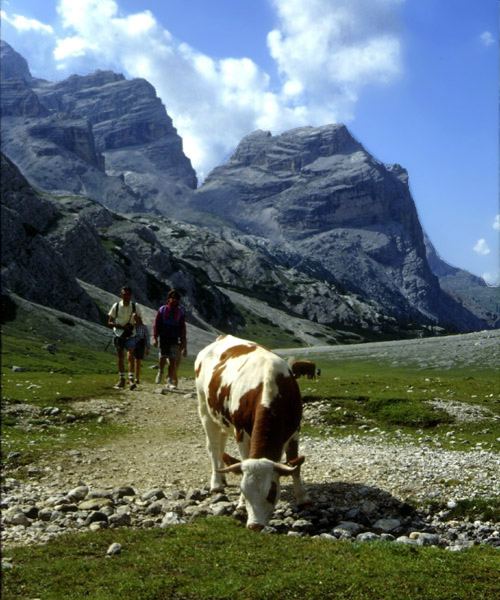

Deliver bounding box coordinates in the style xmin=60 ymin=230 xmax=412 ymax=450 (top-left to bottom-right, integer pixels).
xmin=153 ymin=289 xmax=187 ymax=389
xmin=133 ymin=313 xmax=150 ymax=385
xmin=108 ymin=286 xmax=142 ymax=390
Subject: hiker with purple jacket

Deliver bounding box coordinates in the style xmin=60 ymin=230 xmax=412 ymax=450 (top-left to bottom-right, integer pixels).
xmin=153 ymin=289 xmax=187 ymax=389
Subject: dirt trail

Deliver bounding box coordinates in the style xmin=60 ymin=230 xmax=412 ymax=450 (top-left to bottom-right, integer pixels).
xmin=33 ymin=373 xmax=499 ymax=505
xmin=38 ymin=379 xmax=223 ymax=493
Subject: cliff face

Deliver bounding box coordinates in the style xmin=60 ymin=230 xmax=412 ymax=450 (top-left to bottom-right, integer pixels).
xmin=0 ymin=153 xmax=100 ymax=321
xmin=0 ymin=152 xmax=241 ymax=333
xmin=0 ymin=42 xmax=196 ymax=215
xmin=193 ymin=125 xmax=487 ymax=331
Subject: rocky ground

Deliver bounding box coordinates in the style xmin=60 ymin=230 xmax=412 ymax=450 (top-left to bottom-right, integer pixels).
xmin=2 ymin=368 xmax=499 ymax=552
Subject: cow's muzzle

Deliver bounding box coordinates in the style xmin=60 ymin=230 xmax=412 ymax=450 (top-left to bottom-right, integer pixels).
xmin=247 ymin=523 xmax=264 ymax=532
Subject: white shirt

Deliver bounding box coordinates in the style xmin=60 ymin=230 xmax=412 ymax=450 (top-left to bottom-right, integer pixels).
xmin=108 ymin=300 xmax=142 ymax=336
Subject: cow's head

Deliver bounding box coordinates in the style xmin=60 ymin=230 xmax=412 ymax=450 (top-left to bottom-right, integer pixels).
xmin=218 ymin=453 xmax=305 ymax=530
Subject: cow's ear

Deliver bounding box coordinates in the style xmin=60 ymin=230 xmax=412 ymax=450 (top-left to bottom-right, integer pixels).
xmin=287 ymin=455 xmax=305 ymax=467
xmin=222 ymin=452 xmax=240 ymax=466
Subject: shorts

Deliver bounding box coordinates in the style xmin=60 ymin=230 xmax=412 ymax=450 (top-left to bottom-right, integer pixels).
xmin=134 ymin=339 xmax=146 ymax=360
xmin=159 ymin=338 xmax=180 ymax=360
xmin=114 ymin=335 xmax=137 ymax=352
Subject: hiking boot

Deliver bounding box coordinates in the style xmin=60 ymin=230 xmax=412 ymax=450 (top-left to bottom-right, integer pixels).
xmin=114 ymin=379 xmax=126 ymax=389
xmin=155 ymin=372 xmax=163 ymax=384
xmin=129 ymin=382 xmax=137 ymax=391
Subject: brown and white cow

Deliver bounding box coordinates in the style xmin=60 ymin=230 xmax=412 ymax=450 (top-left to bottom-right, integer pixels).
xmin=195 ymin=334 xmax=309 ymax=530
xmin=290 ymin=360 xmax=316 ymax=380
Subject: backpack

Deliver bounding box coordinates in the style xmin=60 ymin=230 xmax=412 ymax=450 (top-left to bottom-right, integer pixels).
xmin=112 ymin=301 xmax=136 ymax=338
xmin=157 ymin=304 xmax=184 ymax=340
xmin=114 ymin=301 xmax=136 ymax=320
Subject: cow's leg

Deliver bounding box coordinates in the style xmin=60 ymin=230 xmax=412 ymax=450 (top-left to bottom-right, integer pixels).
xmin=236 ymin=432 xmax=251 ymax=509
xmin=285 ymin=435 xmax=310 ymax=506
xmin=197 ymin=390 xmax=227 ymax=492
xmin=201 ymin=416 xmax=228 ymax=491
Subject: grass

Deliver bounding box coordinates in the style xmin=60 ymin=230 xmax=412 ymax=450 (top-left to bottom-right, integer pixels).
xmin=1 ymin=326 xmax=499 ymax=598
xmin=422 ymin=497 xmax=500 ymax=522
xmin=298 ymin=360 xmax=500 ymax=450
xmin=0 ymin=330 xmax=193 ymax=469
xmin=3 ymin=518 xmax=499 ymax=600
xmin=235 ymin=305 xmax=304 ymax=348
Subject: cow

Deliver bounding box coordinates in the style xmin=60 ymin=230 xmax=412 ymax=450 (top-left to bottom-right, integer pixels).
xmin=290 ymin=360 xmax=316 ymax=380
xmin=195 ymin=334 xmax=310 ymax=530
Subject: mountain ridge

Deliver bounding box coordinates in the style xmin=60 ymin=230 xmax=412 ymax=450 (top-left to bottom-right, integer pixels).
xmin=1 ymin=40 xmax=496 ymax=340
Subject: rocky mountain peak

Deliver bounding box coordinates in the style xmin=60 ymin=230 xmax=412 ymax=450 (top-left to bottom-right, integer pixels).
xmin=1 ymin=42 xmax=197 ymax=215
xmin=0 ymin=40 xmax=32 ymax=83
xmin=228 ymin=123 xmax=362 ymax=172
xmin=54 ymin=70 xmax=126 ymax=92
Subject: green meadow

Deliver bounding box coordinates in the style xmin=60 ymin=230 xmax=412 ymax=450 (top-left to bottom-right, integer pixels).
xmin=1 ymin=323 xmax=499 ymax=599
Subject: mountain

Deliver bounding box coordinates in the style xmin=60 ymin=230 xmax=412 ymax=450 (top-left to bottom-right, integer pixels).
xmin=192 ymin=125 xmax=489 ymax=332
xmin=1 ymin=40 xmax=496 ymax=341
xmin=0 ymin=153 xmax=99 ymax=321
xmin=0 ymin=152 xmax=241 ymax=337
xmin=424 ymin=236 xmax=499 ymax=328
xmin=0 ymin=40 xmax=195 ymax=216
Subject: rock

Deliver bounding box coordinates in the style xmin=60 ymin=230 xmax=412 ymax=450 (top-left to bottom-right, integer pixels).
xmin=395 ymin=536 xmax=419 ymax=546
xmin=109 ymin=513 xmax=131 ymax=527
xmin=160 ymin=512 xmax=186 ymax=527
xmin=106 ymin=542 xmax=122 ymax=556
xmin=78 ymin=498 xmax=113 ymax=511
xmin=67 ymin=486 xmax=89 ymax=502
xmin=373 ymin=518 xmax=402 ymax=533
xmin=115 ymin=486 xmax=136 ymax=498
xmin=409 ymin=532 xmax=441 ymax=546
xmin=141 ymin=488 xmax=165 ymax=501
xmin=332 ymin=521 xmax=363 ymax=538
xmin=146 ymin=500 xmax=168 ymax=516
xmin=84 ymin=511 xmax=109 ymax=526
xmin=211 ymin=502 xmax=234 ymax=517
xmin=356 ymin=532 xmax=381 ymax=542
xmin=4 ymin=511 xmax=31 ymax=527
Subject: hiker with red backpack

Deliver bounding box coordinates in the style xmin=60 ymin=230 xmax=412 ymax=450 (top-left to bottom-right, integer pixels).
xmin=153 ymin=289 xmax=187 ymax=389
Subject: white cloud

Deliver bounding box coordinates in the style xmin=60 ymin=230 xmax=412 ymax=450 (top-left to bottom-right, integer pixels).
xmin=480 ymin=31 xmax=495 ymax=47
xmin=267 ymin=0 xmax=402 ymax=117
xmin=5 ymin=0 xmax=404 ymax=179
xmin=482 ymin=272 xmax=499 ymax=286
xmin=473 ymin=238 xmax=491 ymax=255
xmin=493 ymin=214 xmax=500 ymax=231
xmin=1 ymin=11 xmax=54 ymax=34
xmin=54 ymin=36 xmax=92 ymax=61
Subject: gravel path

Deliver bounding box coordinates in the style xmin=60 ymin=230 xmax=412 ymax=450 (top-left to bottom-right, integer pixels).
xmin=19 ymin=378 xmax=496 ymax=506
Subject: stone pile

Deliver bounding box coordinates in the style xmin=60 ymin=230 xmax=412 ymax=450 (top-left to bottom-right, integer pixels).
xmin=2 ymin=477 xmax=498 ymax=551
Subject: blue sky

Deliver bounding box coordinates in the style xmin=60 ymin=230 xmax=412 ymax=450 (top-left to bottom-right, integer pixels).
xmin=1 ymin=0 xmax=498 ymax=285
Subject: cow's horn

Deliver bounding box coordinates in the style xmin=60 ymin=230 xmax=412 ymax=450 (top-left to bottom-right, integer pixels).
xmin=287 ymin=455 xmax=306 ymax=467
xmin=273 ymin=462 xmax=298 ymax=476
xmin=217 ymin=463 xmax=242 ymax=474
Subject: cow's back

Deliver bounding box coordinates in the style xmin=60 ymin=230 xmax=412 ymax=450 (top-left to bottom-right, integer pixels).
xmin=195 ymin=335 xmax=302 ymax=445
